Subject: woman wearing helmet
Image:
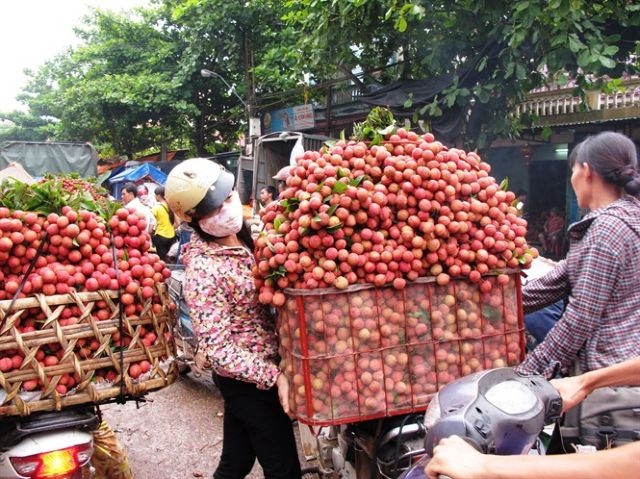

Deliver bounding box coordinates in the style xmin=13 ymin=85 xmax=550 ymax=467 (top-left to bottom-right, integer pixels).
xmin=165 ymin=158 xmax=301 ymax=479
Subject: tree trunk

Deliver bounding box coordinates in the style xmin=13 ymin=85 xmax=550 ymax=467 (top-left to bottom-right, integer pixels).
xmin=160 ymin=141 xmax=168 ymax=162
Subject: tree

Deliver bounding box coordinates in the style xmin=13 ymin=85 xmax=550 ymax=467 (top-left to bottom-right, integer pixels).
xmin=14 ymin=1 xmax=310 ymax=158
xmin=162 ymin=0 xmax=311 ymax=154
xmin=282 ymin=0 xmax=640 ymax=148
xmin=14 ymin=1 xmax=637 ymax=157
xmin=20 ymin=6 xmax=195 ymax=159
xmin=0 ymin=110 xmax=57 ymax=142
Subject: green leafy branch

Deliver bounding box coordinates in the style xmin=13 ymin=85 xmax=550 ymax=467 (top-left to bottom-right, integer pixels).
xmin=0 ymin=174 xmax=116 ymax=220
xmin=352 ymin=107 xmax=397 ymax=143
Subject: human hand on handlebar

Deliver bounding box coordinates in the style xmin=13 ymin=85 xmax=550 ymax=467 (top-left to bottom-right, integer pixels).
xmin=550 ymin=375 xmax=590 ymax=412
xmin=425 ymin=435 xmax=488 ymax=479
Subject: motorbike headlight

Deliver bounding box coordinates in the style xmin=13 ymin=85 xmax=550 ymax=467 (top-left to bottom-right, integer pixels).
xmin=423 ymin=393 xmax=441 ymax=430
xmin=484 ymin=380 xmax=538 ymax=415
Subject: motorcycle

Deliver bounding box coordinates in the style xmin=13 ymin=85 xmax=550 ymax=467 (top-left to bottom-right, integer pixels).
xmin=399 ymin=367 xmax=562 ymax=478
xmin=0 ymin=405 xmax=100 ymax=479
xmin=298 ymin=413 xmax=427 ymax=478
xmin=299 ymin=367 xmax=562 ymax=478
xmin=166 ymin=264 xmax=199 ymax=373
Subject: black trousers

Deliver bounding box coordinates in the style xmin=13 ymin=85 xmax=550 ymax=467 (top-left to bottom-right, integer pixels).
xmin=212 ymin=374 xmax=301 ymax=479
xmin=152 ymin=234 xmax=176 ymax=262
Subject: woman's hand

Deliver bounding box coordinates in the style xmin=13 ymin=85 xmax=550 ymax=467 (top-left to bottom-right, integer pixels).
xmin=425 ymin=436 xmax=488 ymax=479
xmin=550 ymin=375 xmax=589 ymax=412
xmin=276 ymin=372 xmax=294 ymax=418
xmin=192 ymin=350 xmax=208 ymax=378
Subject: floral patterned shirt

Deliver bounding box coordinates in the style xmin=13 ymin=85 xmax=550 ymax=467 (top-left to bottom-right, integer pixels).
xmin=517 ymin=196 xmax=640 ymax=378
xmin=181 ymin=235 xmax=280 ymax=389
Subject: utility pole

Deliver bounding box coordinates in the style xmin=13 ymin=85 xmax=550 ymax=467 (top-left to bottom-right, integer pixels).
xmin=242 ymin=30 xmax=260 ymax=142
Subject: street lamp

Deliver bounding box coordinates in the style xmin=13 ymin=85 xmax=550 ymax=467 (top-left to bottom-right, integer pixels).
xmin=200 ymin=67 xmax=261 ymax=207
xmin=200 ymin=68 xmax=249 ymax=110
xmin=200 ymin=68 xmax=260 ymax=139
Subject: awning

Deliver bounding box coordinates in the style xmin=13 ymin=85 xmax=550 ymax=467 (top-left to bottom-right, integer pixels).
xmin=108 ymin=162 xmax=168 ymax=185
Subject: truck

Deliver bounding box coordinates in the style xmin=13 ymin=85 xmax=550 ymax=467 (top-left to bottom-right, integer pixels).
xmin=0 ymin=140 xmax=98 ymax=178
xmin=236 ymin=131 xmax=333 ymax=210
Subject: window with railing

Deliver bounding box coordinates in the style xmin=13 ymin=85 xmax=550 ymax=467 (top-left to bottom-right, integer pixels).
xmin=516 ymin=78 xmax=640 ymax=118
xmin=321 ymin=75 xmax=640 ymax=124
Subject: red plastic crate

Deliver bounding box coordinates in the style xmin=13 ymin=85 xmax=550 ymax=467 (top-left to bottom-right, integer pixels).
xmin=277 ymin=272 xmax=524 ymax=426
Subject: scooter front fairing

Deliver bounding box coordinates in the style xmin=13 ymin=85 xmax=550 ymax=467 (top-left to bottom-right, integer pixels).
xmin=399 ymin=368 xmax=562 ymax=479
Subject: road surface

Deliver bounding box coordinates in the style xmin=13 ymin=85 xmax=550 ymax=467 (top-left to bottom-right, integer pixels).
xmin=101 ymin=371 xmax=295 ymax=479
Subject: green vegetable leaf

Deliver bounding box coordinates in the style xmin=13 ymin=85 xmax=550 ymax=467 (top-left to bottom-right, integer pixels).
xmin=333 ymin=181 xmax=348 ymax=194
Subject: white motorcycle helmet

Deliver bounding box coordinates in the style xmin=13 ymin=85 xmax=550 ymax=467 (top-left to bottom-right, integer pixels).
xmin=164 ymin=158 xmax=235 ymax=221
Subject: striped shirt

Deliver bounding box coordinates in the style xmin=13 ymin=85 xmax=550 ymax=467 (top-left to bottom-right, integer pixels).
xmin=517 ymin=195 xmax=640 ymax=378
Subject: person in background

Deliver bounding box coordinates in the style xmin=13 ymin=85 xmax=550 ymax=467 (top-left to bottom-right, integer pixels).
xmin=259 ymin=185 xmax=278 ymax=208
xmin=171 ymin=221 xmax=194 ymax=264
xmin=164 ymin=158 xmax=301 ymax=479
xmin=151 ymin=186 xmax=177 ymax=262
xmin=515 ymin=132 xmax=640 ymax=452
xmin=538 ymin=207 xmax=565 ymax=255
xmin=245 ymin=185 xmax=274 ymax=238
xmin=520 ymin=256 xmax=564 ymax=350
xmin=517 ymin=131 xmax=640 ymax=379
xmin=524 ymin=299 xmax=565 ymax=350
xmin=272 ymin=165 xmax=292 ymax=194
xmin=249 ymin=185 xmax=279 ymax=239
xmin=512 ymin=189 xmax=528 ymax=218
xmin=425 ymin=356 xmax=640 ymax=479
xmin=137 ymin=184 xmax=153 ymax=207
xmin=120 ymin=182 xmax=156 ymax=233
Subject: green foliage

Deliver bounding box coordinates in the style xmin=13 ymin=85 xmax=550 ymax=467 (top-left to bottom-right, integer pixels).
xmin=19 ymin=6 xmax=196 ymax=158
xmin=11 ymin=1 xmax=299 ymax=156
xmin=282 ymin=0 xmax=410 ymax=86
xmin=281 ymin=0 xmax=640 ymax=149
xmin=352 ymin=107 xmax=397 ymax=143
xmin=169 ymin=0 xmax=309 ymax=124
xmin=0 ymin=173 xmax=115 ymax=219
xmin=0 ymin=111 xmax=57 ymax=142
xmin=8 ymin=0 xmax=639 ymax=157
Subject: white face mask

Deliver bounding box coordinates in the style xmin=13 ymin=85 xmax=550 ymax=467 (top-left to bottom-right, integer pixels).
xmin=198 ymin=191 xmax=243 ymax=237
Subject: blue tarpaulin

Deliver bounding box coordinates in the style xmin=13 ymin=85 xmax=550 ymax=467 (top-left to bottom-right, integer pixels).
xmin=108 ymin=163 xmax=168 ymax=197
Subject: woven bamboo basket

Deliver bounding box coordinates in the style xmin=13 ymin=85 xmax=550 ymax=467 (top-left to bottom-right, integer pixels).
xmin=0 ymin=283 xmax=178 ymax=417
